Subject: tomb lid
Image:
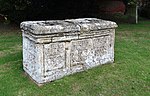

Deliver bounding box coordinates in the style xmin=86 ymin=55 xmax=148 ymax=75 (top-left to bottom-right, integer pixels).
xmin=65 ymin=18 xmax=118 ymax=32
xmin=21 ymin=18 xmax=117 ymax=35
xmin=20 ymin=20 xmax=80 ymax=35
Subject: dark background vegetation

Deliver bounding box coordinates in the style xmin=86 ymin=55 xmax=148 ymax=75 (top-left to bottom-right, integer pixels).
xmin=0 ymin=0 xmax=98 ymax=23
xmin=0 ymin=0 xmax=149 ymax=24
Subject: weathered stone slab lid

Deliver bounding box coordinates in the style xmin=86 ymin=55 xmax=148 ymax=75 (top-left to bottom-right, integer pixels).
xmin=20 ymin=20 xmax=81 ymax=35
xmin=65 ymin=18 xmax=118 ymax=32
xmin=21 ymin=18 xmax=117 ymax=35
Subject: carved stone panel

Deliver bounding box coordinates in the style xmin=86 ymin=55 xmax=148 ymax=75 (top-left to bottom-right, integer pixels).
xmin=23 ymin=36 xmax=43 ymax=83
xmin=43 ymin=42 xmax=66 ymax=71
xmin=93 ymin=36 xmax=111 ymax=65
xmin=70 ymin=39 xmax=94 ymax=68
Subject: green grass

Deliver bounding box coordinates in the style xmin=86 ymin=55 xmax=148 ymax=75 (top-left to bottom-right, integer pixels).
xmin=0 ymin=21 xmax=150 ymax=96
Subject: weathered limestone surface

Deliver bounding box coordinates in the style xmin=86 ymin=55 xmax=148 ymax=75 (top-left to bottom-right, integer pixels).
xmin=21 ymin=18 xmax=117 ymax=84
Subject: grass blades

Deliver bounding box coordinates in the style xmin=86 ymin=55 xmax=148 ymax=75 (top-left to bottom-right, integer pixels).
xmin=0 ymin=21 xmax=150 ymax=96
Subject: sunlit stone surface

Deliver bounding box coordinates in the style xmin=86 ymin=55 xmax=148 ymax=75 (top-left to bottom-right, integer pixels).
xmin=21 ymin=18 xmax=117 ymax=84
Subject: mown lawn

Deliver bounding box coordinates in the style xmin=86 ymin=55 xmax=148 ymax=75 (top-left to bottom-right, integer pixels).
xmin=0 ymin=21 xmax=150 ymax=96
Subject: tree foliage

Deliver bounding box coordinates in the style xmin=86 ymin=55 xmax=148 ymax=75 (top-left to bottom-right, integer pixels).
xmin=0 ymin=0 xmax=140 ymax=23
xmin=0 ymin=0 xmax=97 ymax=23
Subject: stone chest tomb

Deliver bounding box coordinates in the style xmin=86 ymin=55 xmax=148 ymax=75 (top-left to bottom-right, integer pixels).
xmin=21 ymin=18 xmax=117 ymax=84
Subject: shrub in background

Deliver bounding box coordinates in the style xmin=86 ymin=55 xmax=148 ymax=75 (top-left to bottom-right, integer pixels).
xmin=140 ymin=2 xmax=150 ymax=19
xmin=0 ymin=0 xmax=97 ymax=24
